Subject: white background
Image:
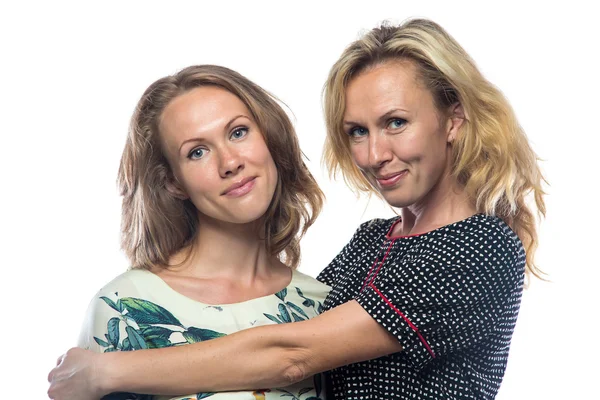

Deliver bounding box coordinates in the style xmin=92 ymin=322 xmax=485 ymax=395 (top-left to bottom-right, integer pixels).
xmin=1 ymin=1 xmax=598 ymax=398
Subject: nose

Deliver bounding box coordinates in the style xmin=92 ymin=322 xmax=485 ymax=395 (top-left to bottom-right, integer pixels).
xmin=218 ymin=147 xmax=244 ymax=177
xmin=368 ymin=132 xmax=392 ymax=169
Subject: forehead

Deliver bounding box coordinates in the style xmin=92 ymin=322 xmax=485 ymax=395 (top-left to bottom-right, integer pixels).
xmin=344 ymin=60 xmax=430 ymax=117
xmin=159 ymin=86 xmax=250 ymax=139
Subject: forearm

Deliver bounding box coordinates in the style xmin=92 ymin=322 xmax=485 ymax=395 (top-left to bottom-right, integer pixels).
xmin=99 ymin=324 xmax=305 ymax=396
xmin=97 ymin=301 xmax=402 ymax=397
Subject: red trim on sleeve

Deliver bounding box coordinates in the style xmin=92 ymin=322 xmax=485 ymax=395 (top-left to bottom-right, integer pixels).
xmin=363 ymin=227 xmax=435 ymax=358
xmin=369 ymin=283 xmax=436 ymax=359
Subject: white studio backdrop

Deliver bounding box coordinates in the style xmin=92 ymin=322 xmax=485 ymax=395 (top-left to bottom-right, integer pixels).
xmin=1 ymin=1 xmax=598 ymax=398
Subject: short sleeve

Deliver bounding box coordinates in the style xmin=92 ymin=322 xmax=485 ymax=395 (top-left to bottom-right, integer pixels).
xmin=78 ymin=294 xmax=123 ymax=353
xmin=78 ymin=275 xmax=153 ymax=400
xmin=355 ymin=228 xmax=524 ymax=371
xmin=317 ymin=219 xmax=388 ymax=286
xmin=77 ymin=275 xmax=140 ymax=352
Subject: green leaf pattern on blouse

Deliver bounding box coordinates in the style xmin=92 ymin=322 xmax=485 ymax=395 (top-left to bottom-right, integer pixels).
xmin=94 ymin=285 xmax=326 ymax=400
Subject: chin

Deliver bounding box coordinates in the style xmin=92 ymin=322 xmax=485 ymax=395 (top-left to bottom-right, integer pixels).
xmin=233 ymin=213 xmax=269 ymax=225
xmin=380 ymin=191 xmax=419 ymax=209
xmin=198 ymin=195 xmax=273 ymax=226
xmin=227 ymin=202 xmax=272 ymax=225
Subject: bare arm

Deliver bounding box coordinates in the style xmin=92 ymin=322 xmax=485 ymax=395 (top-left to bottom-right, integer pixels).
xmin=106 ymin=300 xmax=402 ymax=394
xmin=49 ymin=300 xmax=402 ymax=398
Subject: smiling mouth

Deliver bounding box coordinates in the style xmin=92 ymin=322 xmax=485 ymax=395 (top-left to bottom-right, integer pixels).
xmin=221 ymin=176 xmax=257 ymax=197
xmin=376 ymin=170 xmax=408 ymax=188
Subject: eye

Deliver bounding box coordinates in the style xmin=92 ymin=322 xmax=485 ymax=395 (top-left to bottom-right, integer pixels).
xmin=188 ymin=147 xmax=207 ymax=160
xmin=230 ymin=127 xmax=249 ymax=140
xmin=349 ymin=126 xmax=368 ymax=138
xmin=387 ymin=118 xmax=407 ymax=130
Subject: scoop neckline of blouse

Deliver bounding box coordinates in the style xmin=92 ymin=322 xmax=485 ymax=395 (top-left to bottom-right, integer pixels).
xmin=135 ymin=267 xmax=297 ymax=308
xmin=384 ymin=213 xmax=485 ymax=240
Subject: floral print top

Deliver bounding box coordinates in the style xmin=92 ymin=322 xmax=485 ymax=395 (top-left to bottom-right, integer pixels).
xmin=78 ymin=268 xmax=331 ymax=400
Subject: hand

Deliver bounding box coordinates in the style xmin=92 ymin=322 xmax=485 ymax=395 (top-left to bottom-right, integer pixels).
xmin=47 ymin=347 xmax=105 ymax=400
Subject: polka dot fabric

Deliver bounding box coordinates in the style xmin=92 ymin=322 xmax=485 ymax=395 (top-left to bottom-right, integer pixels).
xmin=317 ymin=214 xmax=525 ymax=400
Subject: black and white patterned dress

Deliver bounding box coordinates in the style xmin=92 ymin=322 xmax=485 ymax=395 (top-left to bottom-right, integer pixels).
xmin=317 ymin=214 xmax=525 ymax=400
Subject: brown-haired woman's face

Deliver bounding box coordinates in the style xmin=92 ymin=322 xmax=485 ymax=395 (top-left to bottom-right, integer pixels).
xmin=343 ymin=60 xmax=462 ymax=209
xmin=159 ymin=86 xmax=278 ymax=225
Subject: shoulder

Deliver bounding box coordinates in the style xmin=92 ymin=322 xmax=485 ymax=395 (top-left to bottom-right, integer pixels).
xmin=78 ymin=270 xmax=149 ymax=349
xmin=427 ymin=214 xmax=526 ymax=281
xmin=291 ymin=269 xmax=331 ymax=303
xmin=92 ymin=268 xmax=150 ymax=298
xmin=343 ymin=217 xmax=399 ymax=250
xmin=356 ymin=217 xmax=398 ymax=238
xmin=317 ymin=217 xmax=397 ymax=284
xmin=84 ymin=269 xmax=158 ymax=316
xmin=452 ymin=214 xmax=524 ymax=257
xmin=293 ymin=269 xmax=331 ymax=290
xmin=425 ymin=214 xmax=522 ymax=252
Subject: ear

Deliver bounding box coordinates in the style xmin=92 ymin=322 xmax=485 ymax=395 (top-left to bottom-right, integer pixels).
xmin=165 ymin=176 xmax=189 ymax=200
xmin=446 ymin=102 xmax=465 ymax=143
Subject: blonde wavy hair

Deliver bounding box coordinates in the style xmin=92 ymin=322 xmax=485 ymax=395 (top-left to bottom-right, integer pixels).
xmin=323 ymin=19 xmax=546 ymax=278
xmin=119 ymin=65 xmax=323 ymax=270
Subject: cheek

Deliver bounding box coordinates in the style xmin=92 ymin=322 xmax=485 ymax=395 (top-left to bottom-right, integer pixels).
xmin=243 ymin=140 xmax=278 ymax=187
xmin=265 ymin=153 xmax=278 ymax=183
xmin=391 ymin=127 xmax=445 ymax=167
xmin=349 ymin=142 xmax=369 ymax=169
xmin=390 ymin=137 xmax=416 ymax=161
xmin=244 ymin=133 xmax=270 ymax=162
xmin=411 ymin=142 xmax=449 ymax=185
xmin=246 ymin=141 xmax=274 ymax=170
xmin=422 ymin=130 xmax=450 ymax=164
xmin=179 ymin=163 xmax=216 ymax=197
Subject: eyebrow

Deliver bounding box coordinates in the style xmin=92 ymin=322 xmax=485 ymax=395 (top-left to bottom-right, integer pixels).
xmin=343 ymin=108 xmax=408 ymax=127
xmin=178 ymin=114 xmax=250 ymax=152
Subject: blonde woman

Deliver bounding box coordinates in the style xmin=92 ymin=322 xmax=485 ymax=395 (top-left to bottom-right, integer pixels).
xmin=48 ymin=19 xmax=545 ymax=400
xmin=49 ymin=64 xmax=329 ymax=400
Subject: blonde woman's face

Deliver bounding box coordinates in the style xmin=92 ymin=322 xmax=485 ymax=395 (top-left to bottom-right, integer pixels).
xmin=159 ymin=86 xmax=278 ymax=225
xmin=343 ymin=60 xmax=460 ymax=209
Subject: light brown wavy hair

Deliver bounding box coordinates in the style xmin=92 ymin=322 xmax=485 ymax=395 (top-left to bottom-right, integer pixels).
xmin=323 ymin=19 xmax=546 ymax=279
xmin=119 ymin=65 xmax=323 ymax=270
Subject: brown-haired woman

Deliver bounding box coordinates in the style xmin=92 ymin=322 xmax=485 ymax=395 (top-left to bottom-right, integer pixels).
xmin=48 ymin=19 xmax=545 ymax=400
xmin=49 ymin=64 xmax=328 ymax=400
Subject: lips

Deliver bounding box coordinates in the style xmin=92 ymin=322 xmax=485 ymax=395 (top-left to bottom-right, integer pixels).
xmin=221 ymin=176 xmax=257 ymax=197
xmin=376 ymin=170 xmax=408 ymax=188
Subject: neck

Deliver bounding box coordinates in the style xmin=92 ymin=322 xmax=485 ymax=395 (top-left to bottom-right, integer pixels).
xmin=167 ymin=215 xmax=279 ymax=283
xmin=399 ymin=169 xmax=476 ymax=236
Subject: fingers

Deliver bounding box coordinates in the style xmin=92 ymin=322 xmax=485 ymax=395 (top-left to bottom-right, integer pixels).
xmin=47 ymin=368 xmax=58 ymax=398
xmin=48 ymin=353 xmax=64 ymax=383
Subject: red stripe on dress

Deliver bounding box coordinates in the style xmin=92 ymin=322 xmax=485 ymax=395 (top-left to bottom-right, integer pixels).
xmin=360 ymin=257 xmax=379 ymax=292
xmin=368 ymin=239 xmax=396 ymax=286
xmin=369 ymin=283 xmax=436 ymax=359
